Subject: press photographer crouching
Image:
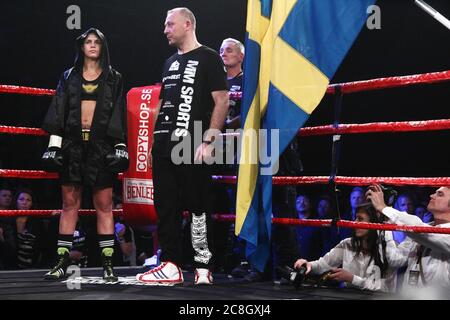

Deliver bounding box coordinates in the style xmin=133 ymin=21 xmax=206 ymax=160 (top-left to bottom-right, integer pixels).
xmin=291 ymin=192 xmax=400 ymax=292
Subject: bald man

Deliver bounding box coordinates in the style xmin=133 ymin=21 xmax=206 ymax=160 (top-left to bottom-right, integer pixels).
xmin=137 ymin=7 xmax=229 ymax=286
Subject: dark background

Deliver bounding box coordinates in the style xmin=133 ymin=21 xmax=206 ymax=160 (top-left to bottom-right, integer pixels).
xmin=0 ymin=0 xmax=449 ymax=207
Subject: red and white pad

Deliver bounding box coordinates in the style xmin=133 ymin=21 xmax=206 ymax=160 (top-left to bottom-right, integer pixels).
xmin=122 ymin=85 xmax=161 ymax=226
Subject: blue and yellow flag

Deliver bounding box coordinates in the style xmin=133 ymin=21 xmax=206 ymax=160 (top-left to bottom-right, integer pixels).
xmin=236 ymin=0 xmax=376 ymax=272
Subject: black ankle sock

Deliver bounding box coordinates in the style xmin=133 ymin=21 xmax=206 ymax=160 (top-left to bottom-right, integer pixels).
xmin=57 ymin=234 xmax=73 ymax=254
xmin=98 ymin=234 xmax=115 ymax=257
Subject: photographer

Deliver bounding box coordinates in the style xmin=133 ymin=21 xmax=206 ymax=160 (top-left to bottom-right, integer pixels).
xmin=294 ymin=203 xmax=399 ymax=292
xmin=366 ymin=184 xmax=450 ymax=288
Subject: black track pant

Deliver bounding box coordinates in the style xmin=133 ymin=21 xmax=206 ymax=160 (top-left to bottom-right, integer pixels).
xmin=152 ymin=156 xmax=214 ymax=269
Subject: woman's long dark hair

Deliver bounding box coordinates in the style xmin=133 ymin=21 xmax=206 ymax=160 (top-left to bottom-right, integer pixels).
xmin=351 ymin=204 xmax=388 ymax=277
xmin=13 ymin=188 xmax=36 ymax=210
xmin=13 ymin=188 xmax=38 ymax=233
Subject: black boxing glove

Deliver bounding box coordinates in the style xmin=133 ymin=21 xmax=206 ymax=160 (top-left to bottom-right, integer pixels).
xmin=106 ymin=143 xmax=129 ymax=173
xmin=41 ymin=135 xmax=63 ymax=172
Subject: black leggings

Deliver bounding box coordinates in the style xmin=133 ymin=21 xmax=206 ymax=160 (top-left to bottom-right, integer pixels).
xmin=152 ymin=156 xmax=214 ymax=268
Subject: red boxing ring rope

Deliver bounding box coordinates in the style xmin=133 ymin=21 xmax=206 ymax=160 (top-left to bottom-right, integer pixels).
xmin=2 ymin=70 xmax=449 ymax=97
xmin=0 ymin=169 xmax=58 ymax=179
xmin=0 ymin=125 xmax=47 ymax=136
xmin=3 ymin=119 xmax=450 ymax=137
xmin=213 ymin=175 xmax=450 ymax=187
xmin=0 ymin=209 xmax=123 ymax=217
xmin=326 ymin=70 xmax=450 ymax=94
xmin=0 ymin=85 xmax=56 ymax=96
xmin=272 ymin=218 xmax=450 ymax=235
xmin=1 ymin=209 xmax=449 ymax=235
xmin=214 ymin=214 xmax=450 ymax=235
xmin=1 ymin=169 xmax=449 ymax=187
xmin=297 ymin=119 xmax=450 ymax=137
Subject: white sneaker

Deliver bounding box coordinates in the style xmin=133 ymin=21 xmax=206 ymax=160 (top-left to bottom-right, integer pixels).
xmin=194 ymin=268 xmax=213 ymax=285
xmin=136 ymin=261 xmax=184 ymax=285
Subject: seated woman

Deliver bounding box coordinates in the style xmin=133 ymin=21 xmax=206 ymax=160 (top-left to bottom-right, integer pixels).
xmin=15 ymin=188 xmax=43 ymax=268
xmin=294 ymin=204 xmax=398 ymax=292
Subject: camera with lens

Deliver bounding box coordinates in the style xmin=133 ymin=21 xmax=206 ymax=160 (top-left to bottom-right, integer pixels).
xmin=379 ymin=184 xmax=397 ymax=206
xmin=276 ymin=265 xmax=307 ymax=289
xmin=363 ymin=184 xmax=397 ymax=207
xmin=361 ymin=184 xmax=397 ymax=223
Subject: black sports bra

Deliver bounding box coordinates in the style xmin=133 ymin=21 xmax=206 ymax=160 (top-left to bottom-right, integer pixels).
xmin=81 ymin=74 xmax=101 ymax=101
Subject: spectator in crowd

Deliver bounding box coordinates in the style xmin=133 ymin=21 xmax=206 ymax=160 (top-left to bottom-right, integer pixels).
xmin=392 ymin=194 xmax=415 ymax=244
xmin=395 ymin=193 xmax=415 ymax=215
xmin=295 ymin=194 xmax=321 ymax=261
xmin=0 ymin=185 xmax=13 ymax=210
xmin=337 ymin=186 xmax=366 ymax=241
xmin=414 ymin=203 xmax=433 ymax=223
xmin=296 ymin=193 xmax=312 ymax=220
xmin=0 ymin=184 xmax=17 ymax=269
xmin=316 ymin=195 xmax=341 ymax=255
xmin=348 ymin=187 xmax=365 ymax=221
xmin=14 ymin=188 xmax=43 ymax=268
xmin=317 ymin=195 xmax=333 ymax=219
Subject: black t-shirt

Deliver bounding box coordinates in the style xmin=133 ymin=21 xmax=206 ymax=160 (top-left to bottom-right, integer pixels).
xmin=153 ymin=45 xmax=228 ymax=157
xmin=226 ymin=72 xmax=243 ymax=122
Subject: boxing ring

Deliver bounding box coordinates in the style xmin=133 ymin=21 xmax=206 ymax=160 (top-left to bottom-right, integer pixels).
xmin=1 ymin=70 xmax=450 ymax=300
xmin=0 ymin=267 xmax=391 ymax=300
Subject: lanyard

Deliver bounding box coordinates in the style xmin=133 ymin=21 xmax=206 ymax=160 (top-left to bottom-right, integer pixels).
xmin=416 ymin=245 xmax=428 ymax=286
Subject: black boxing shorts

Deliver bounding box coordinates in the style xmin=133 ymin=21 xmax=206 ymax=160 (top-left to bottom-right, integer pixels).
xmin=60 ymin=139 xmax=115 ymax=189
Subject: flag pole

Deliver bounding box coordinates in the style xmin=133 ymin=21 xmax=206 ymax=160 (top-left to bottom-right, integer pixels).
xmin=415 ymin=0 xmax=450 ymax=30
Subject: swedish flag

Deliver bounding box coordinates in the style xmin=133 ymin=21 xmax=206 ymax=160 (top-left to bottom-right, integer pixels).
xmin=236 ymin=0 xmax=376 ymax=272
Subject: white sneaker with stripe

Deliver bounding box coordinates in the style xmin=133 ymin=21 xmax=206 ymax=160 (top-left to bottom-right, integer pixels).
xmin=194 ymin=268 xmax=213 ymax=285
xmin=136 ymin=261 xmax=183 ymax=285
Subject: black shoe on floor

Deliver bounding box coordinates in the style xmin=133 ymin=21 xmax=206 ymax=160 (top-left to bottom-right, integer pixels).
xmin=244 ymin=271 xmax=265 ymax=282
xmin=102 ymin=251 xmax=118 ymax=282
xmin=44 ymin=249 xmax=70 ymax=280
xmin=231 ymin=261 xmax=251 ymax=278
